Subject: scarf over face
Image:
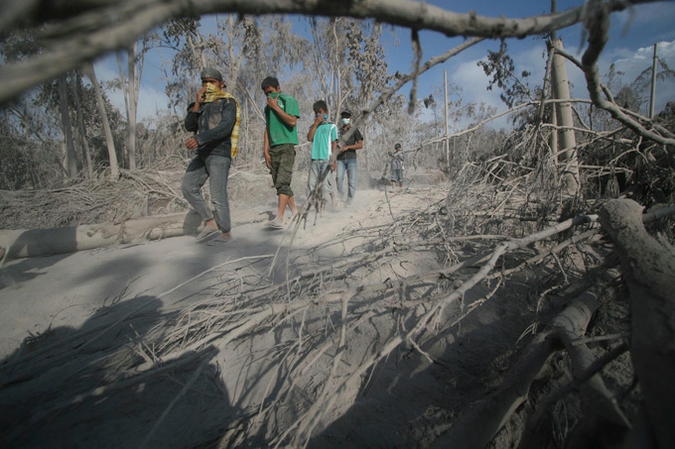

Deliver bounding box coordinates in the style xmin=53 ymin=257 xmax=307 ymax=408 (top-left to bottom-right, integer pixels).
xmin=203 ymin=83 xmax=241 ymax=158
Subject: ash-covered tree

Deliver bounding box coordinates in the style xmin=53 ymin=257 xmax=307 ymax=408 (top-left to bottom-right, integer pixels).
xmin=0 ymin=28 xmax=81 ymax=180
xmin=304 ymin=17 xmax=391 ymax=173
xmin=0 ymin=28 xmax=125 ymax=185
xmin=157 ymin=15 xmax=311 ymax=169
xmin=478 ymin=40 xmax=534 ymax=110
xmin=107 ymin=34 xmax=154 ymax=171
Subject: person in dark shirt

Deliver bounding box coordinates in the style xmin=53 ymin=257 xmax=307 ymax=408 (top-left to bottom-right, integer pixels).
xmin=336 ymin=109 xmax=364 ymax=206
xmin=181 ymin=67 xmax=239 ymax=243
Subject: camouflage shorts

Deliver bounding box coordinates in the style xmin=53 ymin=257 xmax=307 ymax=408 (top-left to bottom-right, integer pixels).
xmin=269 ymin=144 xmax=296 ymax=197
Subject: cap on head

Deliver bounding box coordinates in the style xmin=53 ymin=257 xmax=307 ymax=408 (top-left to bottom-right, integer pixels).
xmin=395 ymin=143 xmax=401 ymax=149
xmin=340 ymin=109 xmax=352 ymax=117
xmin=200 ymin=67 xmax=223 ymax=82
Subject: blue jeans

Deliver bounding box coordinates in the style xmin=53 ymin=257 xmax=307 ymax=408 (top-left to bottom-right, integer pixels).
xmin=336 ymin=158 xmax=357 ymax=203
xmin=181 ymin=154 xmax=231 ymax=232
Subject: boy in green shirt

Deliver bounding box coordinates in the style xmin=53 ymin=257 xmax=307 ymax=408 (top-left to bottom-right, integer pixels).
xmin=262 ymin=76 xmax=300 ymax=229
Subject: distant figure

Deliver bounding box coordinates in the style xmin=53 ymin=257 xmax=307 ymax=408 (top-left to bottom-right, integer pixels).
xmin=261 ymin=76 xmax=300 ymax=229
xmin=336 ymin=109 xmax=364 ymax=206
xmin=181 ymin=67 xmax=239 ymax=244
xmin=389 ymin=143 xmax=404 ymax=188
xmin=307 ymin=100 xmax=339 ymax=213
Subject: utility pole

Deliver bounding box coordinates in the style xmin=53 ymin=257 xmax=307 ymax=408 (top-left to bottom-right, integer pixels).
xmin=444 ymin=69 xmax=450 ymax=169
xmin=551 ymin=38 xmax=579 ymax=196
xmin=649 ymin=43 xmax=658 ymax=119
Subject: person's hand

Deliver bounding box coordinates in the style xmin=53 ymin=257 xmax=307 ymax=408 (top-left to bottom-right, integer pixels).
xmin=185 ymin=137 xmax=199 ymax=150
xmin=190 ymin=86 xmax=208 ymax=112
xmin=195 ymin=86 xmax=207 ymax=105
xmin=264 ymin=150 xmax=271 ymax=169
xmin=313 ymin=114 xmax=323 ymax=127
xmin=266 ymin=95 xmax=279 ymax=111
xmin=331 ymin=160 xmax=337 ymax=171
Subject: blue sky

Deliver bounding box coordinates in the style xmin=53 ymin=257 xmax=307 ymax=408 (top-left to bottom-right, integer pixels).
xmin=96 ymin=0 xmax=675 ymax=126
xmin=378 ymin=0 xmax=675 ymax=126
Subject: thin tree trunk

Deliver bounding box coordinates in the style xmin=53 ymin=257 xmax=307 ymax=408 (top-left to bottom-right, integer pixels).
xmin=224 ymin=15 xmax=241 ymax=89
xmin=127 ymin=38 xmax=146 ymax=170
xmin=117 ymin=38 xmax=145 ymax=171
xmin=83 ymin=62 xmax=119 ymax=179
xmin=116 ymin=51 xmax=130 ymax=168
xmin=72 ymin=70 xmax=93 ymax=178
xmin=58 ymin=73 xmax=79 ymax=178
xmin=549 ymin=102 xmax=558 ymax=158
xmin=128 ymin=41 xmax=138 ymax=170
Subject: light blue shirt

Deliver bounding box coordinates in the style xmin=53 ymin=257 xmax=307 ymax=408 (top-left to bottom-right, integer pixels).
xmin=311 ymin=122 xmax=338 ymax=160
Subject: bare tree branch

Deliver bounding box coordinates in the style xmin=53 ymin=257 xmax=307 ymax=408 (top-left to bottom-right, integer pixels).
xmin=554 ymin=38 xmax=675 ymax=146
xmin=0 ymin=0 xmax=658 ymax=104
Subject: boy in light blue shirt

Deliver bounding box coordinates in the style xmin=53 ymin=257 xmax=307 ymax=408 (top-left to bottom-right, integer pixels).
xmin=307 ymin=100 xmax=339 ymax=212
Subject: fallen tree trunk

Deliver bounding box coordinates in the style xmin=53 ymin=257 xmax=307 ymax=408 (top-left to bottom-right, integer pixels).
xmin=430 ymin=291 xmax=599 ymax=449
xmin=598 ymin=199 xmax=675 ymax=448
xmin=0 ymin=212 xmax=198 ymax=260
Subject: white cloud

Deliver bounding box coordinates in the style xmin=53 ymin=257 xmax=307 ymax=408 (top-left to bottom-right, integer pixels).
xmin=449 ymin=59 xmax=509 ymax=128
xmin=600 ymin=40 xmax=675 ymax=113
xmin=443 ymin=35 xmax=675 ymax=129
xmin=137 ymin=84 xmax=171 ymax=121
xmin=508 ymin=38 xmax=675 ymax=115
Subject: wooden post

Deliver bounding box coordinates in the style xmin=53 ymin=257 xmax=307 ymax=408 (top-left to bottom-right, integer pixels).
xmin=551 ymin=38 xmax=579 ymax=196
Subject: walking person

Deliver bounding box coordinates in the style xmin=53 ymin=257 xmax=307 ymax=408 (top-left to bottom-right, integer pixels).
xmin=261 ymin=76 xmax=300 ymax=229
xmin=336 ymin=109 xmax=364 ymax=206
xmin=181 ymin=67 xmax=240 ymax=244
xmin=389 ymin=143 xmax=404 ymax=188
xmin=307 ymin=100 xmax=339 ymax=213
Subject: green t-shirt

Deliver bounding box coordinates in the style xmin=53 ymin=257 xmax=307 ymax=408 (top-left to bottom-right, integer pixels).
xmin=264 ymin=93 xmax=300 ymax=146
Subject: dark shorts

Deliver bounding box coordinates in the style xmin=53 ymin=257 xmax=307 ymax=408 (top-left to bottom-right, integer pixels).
xmin=391 ymin=169 xmax=404 ymax=183
xmin=269 ymin=144 xmax=295 ymax=197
